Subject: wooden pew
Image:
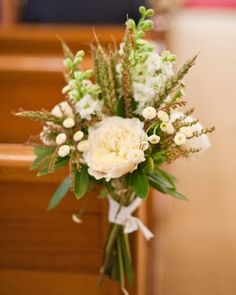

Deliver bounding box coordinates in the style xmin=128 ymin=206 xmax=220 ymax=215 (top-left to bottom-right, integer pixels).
xmin=0 ymin=25 xmax=125 ymax=55
xmin=0 ymin=54 xmax=91 ymax=143
xmin=0 ymin=144 xmax=153 ymax=295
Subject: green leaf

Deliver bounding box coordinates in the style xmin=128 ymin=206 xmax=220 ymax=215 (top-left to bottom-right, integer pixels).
xmin=148 ymin=170 xmax=174 ymax=191
xmin=37 ymin=156 xmax=70 ymax=176
xmin=74 ymin=166 xmax=89 ymax=198
xmin=47 ymin=176 xmax=70 ymax=210
xmin=128 ymin=168 xmax=149 ymax=199
xmin=147 ymin=170 xmax=188 ymax=201
xmin=157 ymin=168 xmax=177 ymax=188
xmin=31 ymin=146 xmax=56 ymax=170
xmin=166 ymin=189 xmax=188 ymax=201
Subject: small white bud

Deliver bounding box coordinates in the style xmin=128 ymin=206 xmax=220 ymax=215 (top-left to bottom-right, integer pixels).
xmin=62 ymin=85 xmax=71 ymax=94
xmin=179 ymin=126 xmax=193 ymax=138
xmin=72 ymin=214 xmax=82 ymax=224
xmin=73 ymin=130 xmax=84 ymax=142
xmin=58 ymin=145 xmax=70 ymax=157
xmin=160 ymin=122 xmax=175 ymax=135
xmin=174 ymin=132 xmax=186 ymax=146
xmin=148 ymin=135 xmax=160 ymax=144
xmin=56 ymin=133 xmax=67 ymax=145
xmin=142 ymin=106 xmax=157 ymax=120
xmin=157 ymin=110 xmax=169 ymax=122
xmin=140 ymin=141 xmax=149 ymax=151
xmin=63 ymin=118 xmax=75 ymax=128
xmin=77 ymin=140 xmax=89 ymax=152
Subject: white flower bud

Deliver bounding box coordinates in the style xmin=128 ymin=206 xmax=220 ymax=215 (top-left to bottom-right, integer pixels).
xmin=174 ymin=133 xmax=186 ymax=146
xmin=72 ymin=214 xmax=82 ymax=224
xmin=179 ymin=126 xmax=193 ymax=138
xmin=56 ymin=133 xmax=67 ymax=145
xmin=160 ymin=122 xmax=175 ymax=135
xmin=58 ymin=145 xmax=70 ymax=157
xmin=140 ymin=141 xmax=149 ymax=151
xmin=62 ymin=85 xmax=71 ymax=94
xmin=73 ymin=130 xmax=84 ymax=142
xmin=77 ymin=140 xmax=89 ymax=152
xmin=148 ymin=135 xmax=160 ymax=144
xmin=63 ymin=118 xmax=75 ymax=128
xmin=142 ymin=106 xmax=157 ymax=120
xmin=157 ymin=110 xmax=169 ymax=122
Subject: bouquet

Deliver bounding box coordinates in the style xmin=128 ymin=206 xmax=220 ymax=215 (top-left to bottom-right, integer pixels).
xmin=15 ymin=6 xmax=214 ymax=294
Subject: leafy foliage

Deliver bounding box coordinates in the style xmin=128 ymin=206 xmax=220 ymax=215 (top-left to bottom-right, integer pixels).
xmin=128 ymin=167 xmax=149 ymax=199
xmin=47 ymin=176 xmax=71 ymax=210
xmin=31 ymin=146 xmax=69 ymax=176
xmin=147 ymin=169 xmax=187 ymax=200
xmin=73 ymin=166 xmax=90 ymax=198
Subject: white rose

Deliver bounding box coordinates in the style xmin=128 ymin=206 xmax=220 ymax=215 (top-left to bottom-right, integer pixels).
xmin=83 ymin=117 xmax=146 ymax=181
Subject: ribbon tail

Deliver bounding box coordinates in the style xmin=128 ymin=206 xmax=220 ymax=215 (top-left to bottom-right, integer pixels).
xmin=135 ymin=218 xmax=154 ymax=240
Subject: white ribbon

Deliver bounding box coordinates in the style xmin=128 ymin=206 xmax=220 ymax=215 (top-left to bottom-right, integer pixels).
xmin=108 ymin=197 xmax=154 ymax=240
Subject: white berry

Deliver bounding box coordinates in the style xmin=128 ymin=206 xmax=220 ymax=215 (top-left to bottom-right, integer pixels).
xmin=73 ymin=130 xmax=84 ymax=142
xmin=58 ymin=145 xmax=70 ymax=157
xmin=63 ymin=117 xmax=75 ymax=128
xmin=160 ymin=122 xmax=175 ymax=135
xmin=148 ymin=135 xmax=160 ymax=144
xmin=142 ymin=107 xmax=157 ymax=120
xmin=157 ymin=110 xmax=169 ymax=122
xmin=56 ymin=133 xmax=67 ymax=145
xmin=174 ymin=132 xmax=186 ymax=145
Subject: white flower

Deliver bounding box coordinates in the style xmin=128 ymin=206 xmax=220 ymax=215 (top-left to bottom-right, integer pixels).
xmin=76 ymin=94 xmax=103 ymax=120
xmin=83 ymin=117 xmax=146 ymax=181
xmin=148 ymin=135 xmax=160 ymax=144
xmin=58 ymin=145 xmax=70 ymax=157
xmin=160 ymin=122 xmax=175 ymax=134
xmin=73 ymin=130 xmax=84 ymax=142
xmin=51 ymin=101 xmax=73 ymax=118
xmin=63 ymin=117 xmax=75 ymax=128
xmin=56 ymin=133 xmax=67 ymax=145
xmin=140 ymin=141 xmax=149 ymax=151
xmin=142 ymin=106 xmax=157 ymax=120
xmin=174 ymin=133 xmax=186 ymax=145
xmin=157 ymin=110 xmax=169 ymax=122
xmin=77 ymin=140 xmax=89 ymax=152
xmin=170 ymin=112 xmax=211 ymax=151
xmin=179 ymin=126 xmax=193 ymax=138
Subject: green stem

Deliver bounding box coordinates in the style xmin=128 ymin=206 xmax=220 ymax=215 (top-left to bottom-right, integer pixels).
xmin=99 ymin=223 xmax=121 ymax=285
xmin=118 ymin=235 xmax=129 ymax=295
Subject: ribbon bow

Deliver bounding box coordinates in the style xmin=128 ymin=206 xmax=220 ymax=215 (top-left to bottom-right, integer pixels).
xmin=108 ymin=197 xmax=154 ymax=240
